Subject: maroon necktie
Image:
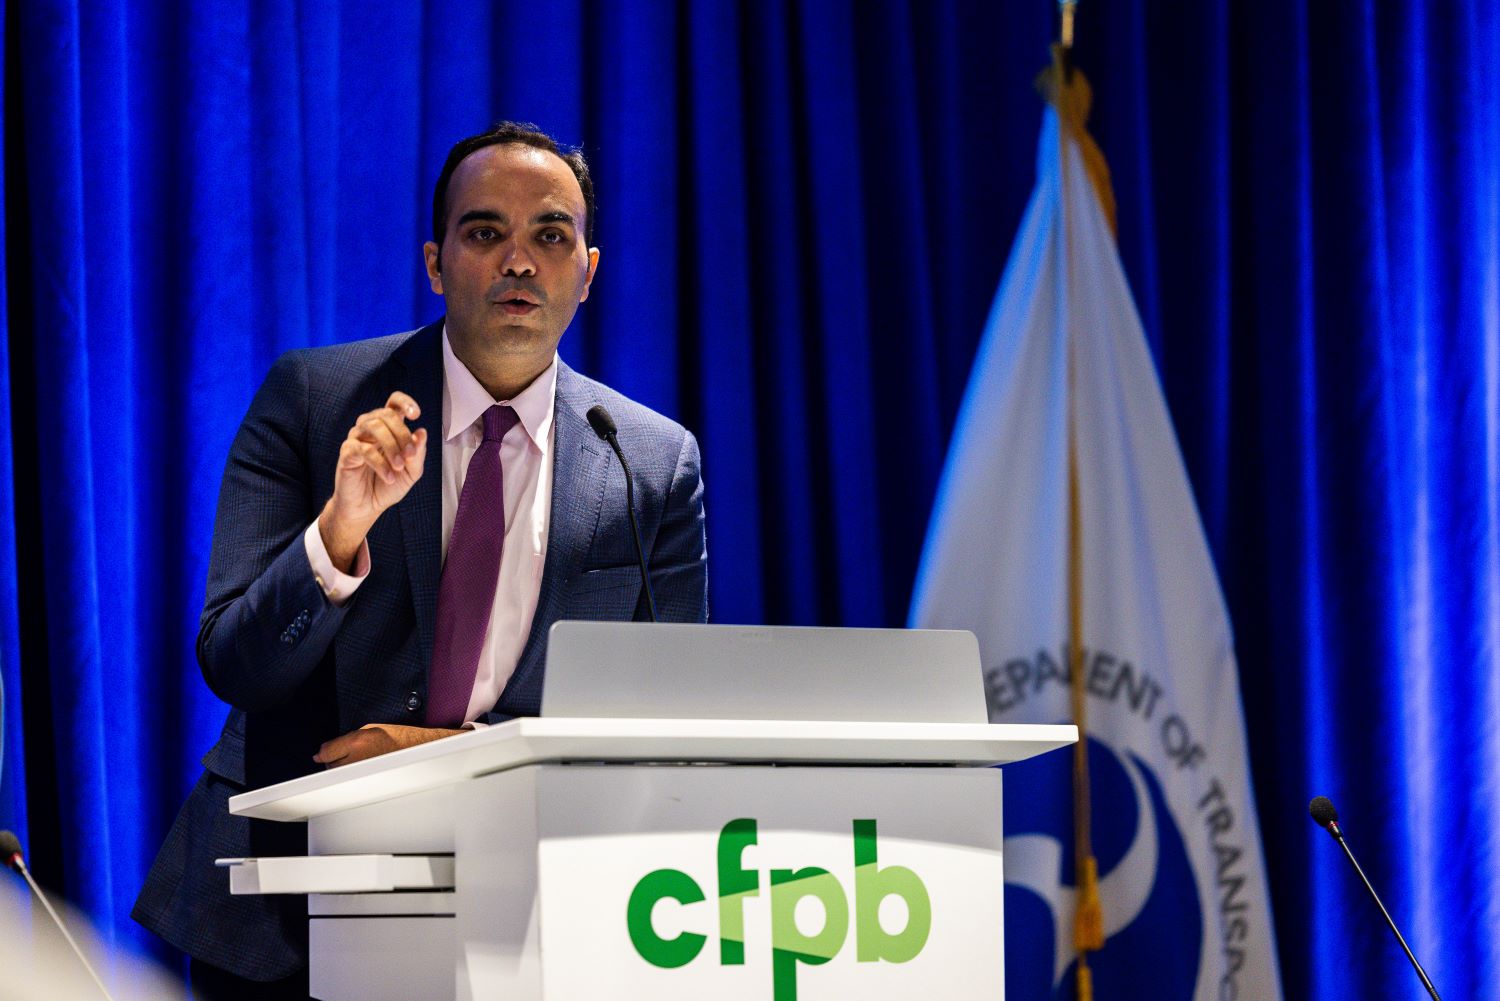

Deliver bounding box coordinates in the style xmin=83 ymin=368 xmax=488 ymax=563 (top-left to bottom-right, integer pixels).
xmin=426 ymin=404 xmax=519 ymax=727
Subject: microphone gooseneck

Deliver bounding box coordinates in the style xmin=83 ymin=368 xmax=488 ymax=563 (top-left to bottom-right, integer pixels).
xmin=0 ymin=830 xmax=118 ymax=1001
xmin=585 ymin=405 xmax=659 ymax=623
xmin=1306 ymin=798 xmax=1440 ymax=1000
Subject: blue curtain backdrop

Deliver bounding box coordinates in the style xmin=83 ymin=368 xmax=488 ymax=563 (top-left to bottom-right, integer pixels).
xmin=2 ymin=1 xmax=1497 ymax=996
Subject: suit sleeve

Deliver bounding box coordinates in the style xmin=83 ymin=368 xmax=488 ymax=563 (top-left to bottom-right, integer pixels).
xmin=648 ymin=428 xmax=708 ymax=623
xmin=197 ymin=351 xmax=353 ymax=711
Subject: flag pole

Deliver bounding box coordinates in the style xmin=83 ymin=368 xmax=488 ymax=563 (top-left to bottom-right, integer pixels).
xmin=1056 ymin=4 xmax=1104 ymax=1000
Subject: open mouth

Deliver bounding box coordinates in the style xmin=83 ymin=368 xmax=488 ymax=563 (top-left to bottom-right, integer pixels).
xmin=497 ymin=298 xmax=540 ymax=316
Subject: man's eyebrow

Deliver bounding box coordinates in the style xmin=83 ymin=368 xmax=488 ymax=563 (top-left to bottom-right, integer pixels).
xmin=534 ymin=210 xmax=576 ymax=227
xmin=456 ymin=209 xmax=506 ymax=227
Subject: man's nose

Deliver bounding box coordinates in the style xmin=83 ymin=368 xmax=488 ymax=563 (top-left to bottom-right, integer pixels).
xmin=501 ymin=240 xmax=537 ymax=277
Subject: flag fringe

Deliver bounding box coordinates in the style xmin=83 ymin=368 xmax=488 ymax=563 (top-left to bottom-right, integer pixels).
xmin=1074 ymin=855 xmax=1105 ymax=951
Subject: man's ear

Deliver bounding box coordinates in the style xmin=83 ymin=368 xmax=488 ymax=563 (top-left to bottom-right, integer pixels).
xmin=423 ymin=241 xmax=444 ymax=294
xmin=579 ymin=247 xmax=600 ymax=303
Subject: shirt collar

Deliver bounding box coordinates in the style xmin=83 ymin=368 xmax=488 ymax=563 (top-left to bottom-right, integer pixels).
xmin=441 ymin=325 xmax=557 ymax=454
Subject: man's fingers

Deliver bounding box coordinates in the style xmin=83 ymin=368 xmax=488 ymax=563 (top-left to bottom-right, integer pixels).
xmin=356 ymin=413 xmax=409 ymax=470
xmin=385 ymin=391 xmax=421 ymax=421
xmin=357 ymin=442 xmax=398 ymax=484
xmin=315 ymin=726 xmax=401 ymax=768
xmin=313 ymin=733 xmax=354 ymax=765
xmin=367 ymin=407 xmax=416 ymax=448
xmin=337 ymin=437 xmax=375 ymax=473
xmin=405 ymin=428 xmax=429 ymax=479
xmin=334 ymin=394 xmax=421 ymax=490
xmin=335 ymin=427 xmax=423 ymax=489
xmin=314 ymin=725 xmax=459 ymax=770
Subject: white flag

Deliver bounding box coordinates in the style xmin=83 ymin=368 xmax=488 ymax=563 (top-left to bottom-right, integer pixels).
xmin=910 ymin=86 xmax=1283 ymax=1001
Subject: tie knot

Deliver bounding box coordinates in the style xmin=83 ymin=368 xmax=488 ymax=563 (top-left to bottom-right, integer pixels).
xmin=482 ymin=404 xmax=519 ymax=443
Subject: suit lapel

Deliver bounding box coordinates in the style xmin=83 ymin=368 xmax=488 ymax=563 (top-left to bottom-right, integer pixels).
xmin=390 ymin=321 xmax=446 ymax=673
xmin=503 ymin=361 xmax=610 ymax=709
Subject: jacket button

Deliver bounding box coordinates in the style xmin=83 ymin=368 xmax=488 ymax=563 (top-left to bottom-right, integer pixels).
xmin=405 ymin=692 xmax=422 ymax=712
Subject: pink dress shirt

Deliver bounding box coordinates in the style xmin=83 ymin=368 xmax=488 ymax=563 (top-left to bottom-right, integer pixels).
xmin=304 ymin=329 xmax=557 ymax=724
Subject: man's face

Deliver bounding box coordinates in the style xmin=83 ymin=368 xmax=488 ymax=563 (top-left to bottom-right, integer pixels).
xmin=424 ymin=143 xmax=598 ymax=369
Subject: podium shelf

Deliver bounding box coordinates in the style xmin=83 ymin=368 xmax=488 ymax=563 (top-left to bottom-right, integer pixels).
xmin=215 ymin=853 xmax=454 ymax=895
xmin=228 ymin=717 xmax=1076 ymax=823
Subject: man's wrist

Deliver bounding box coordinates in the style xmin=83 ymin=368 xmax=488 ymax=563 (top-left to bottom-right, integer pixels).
xmin=318 ymin=502 xmax=375 ymax=574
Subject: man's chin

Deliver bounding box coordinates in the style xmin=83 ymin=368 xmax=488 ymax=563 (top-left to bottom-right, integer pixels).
xmin=453 ymin=322 xmax=558 ymax=357
xmin=493 ymin=326 xmax=555 ymax=350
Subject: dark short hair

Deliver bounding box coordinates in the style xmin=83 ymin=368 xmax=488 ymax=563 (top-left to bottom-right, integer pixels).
xmin=431 ymin=121 xmax=595 ymax=247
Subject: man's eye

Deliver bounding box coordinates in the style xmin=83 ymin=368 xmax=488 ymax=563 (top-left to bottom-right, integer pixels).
xmin=471 ymin=227 xmax=499 ymax=241
xmin=539 ymin=230 xmax=564 ymax=244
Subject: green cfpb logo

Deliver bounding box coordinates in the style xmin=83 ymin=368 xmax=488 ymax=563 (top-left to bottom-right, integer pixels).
xmin=626 ymin=819 xmax=931 ymax=1000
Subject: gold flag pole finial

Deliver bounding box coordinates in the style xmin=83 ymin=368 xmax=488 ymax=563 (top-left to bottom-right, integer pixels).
xmin=1058 ymin=1 xmax=1077 ymax=82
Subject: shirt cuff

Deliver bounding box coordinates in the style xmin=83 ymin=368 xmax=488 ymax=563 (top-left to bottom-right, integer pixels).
xmin=461 ymin=720 xmax=490 ymax=730
xmin=304 ymin=520 xmax=370 ymax=606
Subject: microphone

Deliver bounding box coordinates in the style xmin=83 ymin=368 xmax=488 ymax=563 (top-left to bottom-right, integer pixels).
xmin=1 ymin=830 xmax=118 ymax=1001
xmin=0 ymin=829 xmax=20 ymax=871
xmin=1308 ymin=797 xmax=1440 ymax=1000
xmin=585 ymin=404 xmax=659 ymax=622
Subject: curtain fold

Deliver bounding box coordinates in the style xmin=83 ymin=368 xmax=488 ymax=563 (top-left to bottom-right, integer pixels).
xmin=1 ymin=0 xmax=1496 ymax=994
xmin=0 ymin=0 xmax=25 ymax=876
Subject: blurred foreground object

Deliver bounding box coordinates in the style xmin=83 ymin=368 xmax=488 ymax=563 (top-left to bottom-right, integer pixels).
xmin=0 ymin=871 xmax=186 ymax=1001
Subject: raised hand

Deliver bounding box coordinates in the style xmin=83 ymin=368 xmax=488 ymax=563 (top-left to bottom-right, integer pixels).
xmin=317 ymin=391 xmax=429 ymax=572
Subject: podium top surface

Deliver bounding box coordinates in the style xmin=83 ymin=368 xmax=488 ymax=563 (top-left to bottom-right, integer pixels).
xmin=229 ymin=718 xmax=1077 ymax=822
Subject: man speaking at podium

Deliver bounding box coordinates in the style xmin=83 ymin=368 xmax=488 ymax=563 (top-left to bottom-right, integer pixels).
xmin=133 ymin=123 xmax=708 ymax=1000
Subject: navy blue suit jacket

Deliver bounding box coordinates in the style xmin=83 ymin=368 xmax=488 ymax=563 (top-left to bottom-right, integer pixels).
xmin=133 ymin=321 xmax=707 ymax=979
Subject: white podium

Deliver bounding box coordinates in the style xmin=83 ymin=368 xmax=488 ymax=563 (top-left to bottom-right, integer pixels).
xmin=222 ymin=625 xmax=1075 ymax=1000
